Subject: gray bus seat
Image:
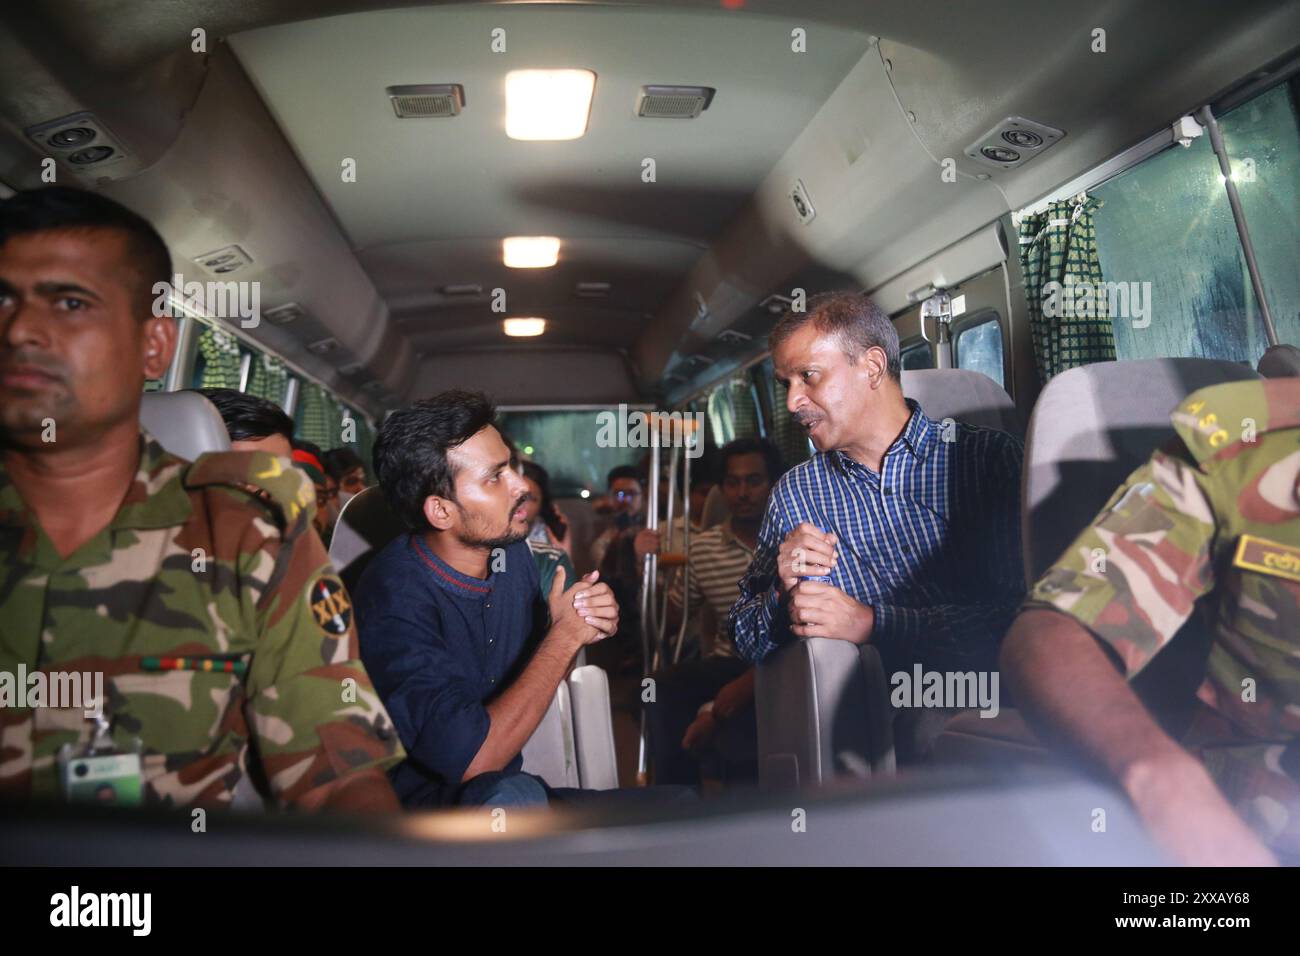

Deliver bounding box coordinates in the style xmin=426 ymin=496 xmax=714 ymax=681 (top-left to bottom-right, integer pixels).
xmin=901 ymin=368 xmax=1023 ymax=437
xmin=328 ymin=487 xmax=616 ymax=792
xmin=1259 ymin=343 xmax=1300 ymax=378
xmin=935 ymin=357 xmax=1261 ymax=766
xmin=754 ymin=368 xmax=1022 ymax=791
xmin=756 ymin=639 xmax=895 ymax=790
xmin=521 ymin=665 xmax=620 ymax=790
xmin=139 ymin=390 xmax=231 ymax=460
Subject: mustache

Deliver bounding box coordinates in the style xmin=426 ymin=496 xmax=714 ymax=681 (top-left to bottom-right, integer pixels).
xmin=0 ymin=350 xmax=66 ymax=380
xmin=511 ymin=494 xmax=530 ymax=513
xmin=793 ymin=411 xmax=820 ymax=425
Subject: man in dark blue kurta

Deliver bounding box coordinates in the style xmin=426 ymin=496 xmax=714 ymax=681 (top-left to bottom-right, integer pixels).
xmin=353 ymin=391 xmax=620 ymax=808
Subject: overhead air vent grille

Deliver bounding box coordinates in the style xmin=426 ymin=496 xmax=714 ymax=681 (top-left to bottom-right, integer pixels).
xmin=306 ymin=337 xmax=339 ymax=356
xmin=575 ymin=282 xmax=611 ymax=297
xmin=636 ymin=85 xmax=715 ymax=119
xmin=25 ymin=111 xmax=140 ymax=183
xmin=388 ymin=84 xmax=465 ymax=118
xmin=193 ymin=244 xmax=253 ymax=276
xmin=964 ymin=116 xmax=1064 ymax=170
xmin=263 ymin=302 xmax=304 ymax=325
xmin=441 ymin=284 xmax=484 ymax=296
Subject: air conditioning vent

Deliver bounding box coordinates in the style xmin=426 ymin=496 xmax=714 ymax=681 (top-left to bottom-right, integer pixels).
xmin=575 ymin=282 xmax=611 ymax=298
xmin=339 ymin=361 xmax=365 ymax=377
xmin=25 ymin=112 xmax=139 ymax=183
xmin=306 ymin=337 xmax=339 ymax=356
xmin=263 ymin=302 xmax=304 ymax=325
xmin=965 ymin=116 xmax=1064 ymax=170
xmin=441 ymin=283 xmax=484 ymax=296
xmin=636 ymin=85 xmax=714 ymax=119
xmin=194 ymin=244 xmax=253 ymax=275
xmin=388 ymin=84 xmax=465 ymax=118
xmin=759 ymin=294 xmax=794 ymax=315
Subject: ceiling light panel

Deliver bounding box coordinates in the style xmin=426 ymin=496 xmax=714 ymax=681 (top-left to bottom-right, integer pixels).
xmin=505 ymin=69 xmax=596 ymax=140
xmin=503 ymin=236 xmax=560 ymax=268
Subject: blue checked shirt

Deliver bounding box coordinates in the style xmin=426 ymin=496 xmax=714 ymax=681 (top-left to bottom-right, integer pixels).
xmin=727 ymin=400 xmax=1025 ymax=673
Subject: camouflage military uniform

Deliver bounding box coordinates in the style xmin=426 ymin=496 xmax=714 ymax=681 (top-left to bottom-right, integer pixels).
xmin=0 ymin=432 xmax=403 ymax=807
xmin=1025 ymin=378 xmax=1300 ymax=856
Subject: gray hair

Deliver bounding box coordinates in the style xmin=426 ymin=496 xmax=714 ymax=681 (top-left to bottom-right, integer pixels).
xmin=768 ymin=292 xmax=900 ymax=381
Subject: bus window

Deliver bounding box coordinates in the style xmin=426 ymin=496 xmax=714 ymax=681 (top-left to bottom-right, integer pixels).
xmin=1092 ymin=79 xmax=1300 ymax=363
xmin=900 ymin=339 xmax=935 ymax=371
xmin=192 ymin=324 xmax=243 ymax=390
xmin=754 ymin=357 xmax=812 ymax=468
xmin=953 ymin=315 xmax=1005 ymax=387
xmin=496 ymin=409 xmax=642 ymax=498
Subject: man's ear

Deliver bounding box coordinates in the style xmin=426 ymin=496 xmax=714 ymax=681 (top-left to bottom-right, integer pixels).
xmin=860 ymin=345 xmax=889 ymax=389
xmin=140 ymin=315 xmax=178 ymax=381
xmin=423 ymin=494 xmax=456 ymax=531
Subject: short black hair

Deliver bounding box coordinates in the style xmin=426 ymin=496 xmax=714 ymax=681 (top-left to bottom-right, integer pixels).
xmin=719 ymin=437 xmax=785 ymax=484
xmin=769 ymin=291 xmax=901 ymax=381
xmin=0 ymin=186 xmax=172 ymax=313
xmin=322 ymin=446 xmax=365 ymax=482
xmin=606 ymin=464 xmax=642 ymax=488
xmin=195 ymin=388 xmax=293 ymax=443
xmin=374 ymin=390 xmax=497 ymax=532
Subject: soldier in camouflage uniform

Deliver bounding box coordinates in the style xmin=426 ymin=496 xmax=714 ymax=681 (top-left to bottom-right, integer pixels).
xmin=0 ymin=186 xmax=402 ymax=811
xmin=1003 ymin=377 xmax=1300 ymax=866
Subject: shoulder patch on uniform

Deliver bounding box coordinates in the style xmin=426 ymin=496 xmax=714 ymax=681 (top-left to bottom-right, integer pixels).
xmin=184 ymin=450 xmax=316 ymax=529
xmin=1233 ymin=534 xmax=1300 ymax=584
xmin=307 ymin=574 xmax=353 ymax=635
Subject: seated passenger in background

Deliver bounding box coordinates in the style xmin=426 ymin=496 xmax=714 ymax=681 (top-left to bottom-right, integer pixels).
xmin=644 ymin=438 xmax=785 ymax=787
xmin=323 ymin=446 xmax=368 ymax=509
xmin=0 ymin=186 xmax=400 ymax=811
xmin=518 ymin=459 xmax=576 ymax=596
xmin=353 ymin=390 xmax=622 ymax=809
xmin=520 ymin=459 xmax=572 ymax=560
xmin=728 ymin=292 xmax=1025 ymax=761
xmin=1002 ymin=377 xmax=1299 ymax=867
xmin=291 ymin=438 xmax=337 ymax=546
xmin=196 ymin=386 xmax=294 ymax=457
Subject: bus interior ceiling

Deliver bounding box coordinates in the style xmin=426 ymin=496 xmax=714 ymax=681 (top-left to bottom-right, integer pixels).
xmin=0 ymin=0 xmax=1296 ymax=426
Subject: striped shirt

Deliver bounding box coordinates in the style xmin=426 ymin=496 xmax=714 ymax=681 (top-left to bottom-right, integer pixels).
xmin=667 ymin=519 xmax=755 ymax=659
xmin=727 ymin=400 xmax=1024 ymax=673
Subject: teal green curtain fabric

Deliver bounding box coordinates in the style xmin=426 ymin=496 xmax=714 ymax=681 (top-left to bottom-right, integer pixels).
xmin=196 ymin=326 xmax=242 ymax=390
xmin=1018 ymin=196 xmax=1117 ymax=382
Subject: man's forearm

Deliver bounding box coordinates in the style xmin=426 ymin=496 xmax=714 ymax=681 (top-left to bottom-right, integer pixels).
xmin=462 ymin=630 xmax=581 ymax=781
xmin=999 ymin=608 xmax=1189 ymax=784
xmin=296 ymin=766 xmax=401 ymax=813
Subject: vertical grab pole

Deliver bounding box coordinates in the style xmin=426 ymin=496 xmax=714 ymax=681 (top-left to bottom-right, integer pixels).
xmin=636 ymin=416 xmax=662 ymax=785
xmin=655 ymin=441 xmax=681 ymax=673
xmin=672 ymin=432 xmax=693 ymax=666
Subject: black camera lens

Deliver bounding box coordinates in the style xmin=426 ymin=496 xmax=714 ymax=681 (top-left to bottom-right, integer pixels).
xmin=74 ymin=762 xmax=89 ymax=778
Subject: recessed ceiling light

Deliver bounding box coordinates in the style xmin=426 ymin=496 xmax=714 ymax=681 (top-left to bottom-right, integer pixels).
xmin=505 ymin=69 xmax=595 ymax=140
xmin=503 ymin=236 xmax=560 ymax=268
xmin=504 ymin=317 xmax=547 ymax=337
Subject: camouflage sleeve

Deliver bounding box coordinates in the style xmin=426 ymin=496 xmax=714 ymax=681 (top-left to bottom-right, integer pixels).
xmin=235 ymin=458 xmax=403 ymax=805
xmin=1023 ymin=445 xmax=1218 ymax=677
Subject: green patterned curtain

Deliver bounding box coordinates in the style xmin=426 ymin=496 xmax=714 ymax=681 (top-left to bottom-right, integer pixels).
xmin=297 ymin=381 xmax=337 ymax=448
xmin=1018 ymin=196 xmax=1117 ymax=382
xmin=196 ymin=326 xmax=243 ymax=390
xmin=769 ymin=377 xmax=811 ymax=467
xmin=246 ymin=353 xmax=289 ymax=406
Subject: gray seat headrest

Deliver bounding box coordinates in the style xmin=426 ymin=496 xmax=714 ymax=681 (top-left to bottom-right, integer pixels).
xmin=329 ymin=486 xmax=406 ymax=575
xmin=1258 ymin=344 xmax=1300 ymax=379
xmin=1023 ymin=357 xmax=1259 ymax=583
xmin=139 ymin=391 xmax=231 ymax=462
xmin=901 ymin=368 xmax=1022 ymax=437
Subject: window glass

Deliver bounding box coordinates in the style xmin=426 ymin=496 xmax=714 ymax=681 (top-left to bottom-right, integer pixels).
xmin=954 ymin=317 xmax=1005 ymax=387
xmin=900 ymin=340 xmax=935 ymax=371
xmin=1219 ymin=82 xmax=1300 ymax=349
xmin=1091 ymin=81 xmax=1299 ymax=363
xmin=496 ymin=410 xmax=643 ymax=498
xmin=754 ymin=357 xmax=811 ymax=468
xmin=191 ymin=324 xmax=243 ymax=390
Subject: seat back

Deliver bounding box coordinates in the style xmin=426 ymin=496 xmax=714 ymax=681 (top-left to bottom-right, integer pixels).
xmin=755 ymin=640 xmax=895 ymax=791
xmin=519 ymin=664 xmax=620 ymax=791
xmin=329 ymin=486 xmax=406 ymax=591
xmin=1258 ymin=344 xmax=1300 ymax=379
xmin=901 ymin=368 xmax=1023 ymax=437
xmin=139 ymin=391 xmax=231 ymax=460
xmin=1023 ymin=358 xmax=1259 ymax=583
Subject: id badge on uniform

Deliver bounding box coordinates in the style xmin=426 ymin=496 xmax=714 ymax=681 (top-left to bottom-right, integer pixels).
xmin=55 ymin=714 xmax=143 ymax=807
